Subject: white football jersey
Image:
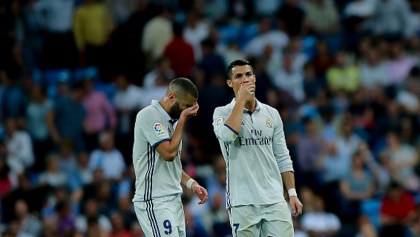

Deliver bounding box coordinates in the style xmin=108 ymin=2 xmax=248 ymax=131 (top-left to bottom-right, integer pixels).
xmin=213 ymin=99 xmax=294 ymax=208
xmin=132 ymin=100 xmax=182 ymax=202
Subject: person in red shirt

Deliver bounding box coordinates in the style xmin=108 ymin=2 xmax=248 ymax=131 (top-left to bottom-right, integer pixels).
xmin=379 ymin=181 xmax=417 ymax=237
xmin=163 ymin=22 xmax=195 ymax=78
xmin=109 ymin=211 xmax=131 ymax=237
xmin=0 ymin=156 xmax=13 ymax=198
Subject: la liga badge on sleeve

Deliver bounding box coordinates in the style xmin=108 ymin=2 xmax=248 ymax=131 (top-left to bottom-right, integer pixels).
xmin=153 ymin=123 xmax=166 ymax=137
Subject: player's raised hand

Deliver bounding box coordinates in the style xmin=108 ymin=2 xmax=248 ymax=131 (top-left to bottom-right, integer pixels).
xmin=180 ymin=103 xmax=199 ymax=120
xmin=237 ymin=82 xmax=255 ymax=103
xmin=191 ymin=182 xmax=208 ymax=205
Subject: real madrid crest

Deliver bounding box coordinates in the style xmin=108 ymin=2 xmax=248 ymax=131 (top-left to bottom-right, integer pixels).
xmin=266 ymin=118 xmax=272 ymax=128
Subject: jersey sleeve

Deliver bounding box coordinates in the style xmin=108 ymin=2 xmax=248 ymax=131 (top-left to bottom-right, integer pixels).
xmin=138 ymin=110 xmax=170 ymax=148
xmin=272 ymin=109 xmax=294 ymax=173
xmin=213 ymin=106 xmax=238 ymax=143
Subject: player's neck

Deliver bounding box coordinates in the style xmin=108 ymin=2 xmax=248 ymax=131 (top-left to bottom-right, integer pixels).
xmin=159 ymin=99 xmax=171 ymax=114
xmin=245 ymin=99 xmax=256 ymax=113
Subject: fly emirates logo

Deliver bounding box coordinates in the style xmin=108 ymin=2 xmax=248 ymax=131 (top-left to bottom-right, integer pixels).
xmin=238 ymin=129 xmax=272 ymax=146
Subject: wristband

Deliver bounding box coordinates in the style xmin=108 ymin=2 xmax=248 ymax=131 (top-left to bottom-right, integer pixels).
xmin=288 ymin=188 xmax=297 ymax=197
xmin=186 ymin=178 xmax=196 ymax=189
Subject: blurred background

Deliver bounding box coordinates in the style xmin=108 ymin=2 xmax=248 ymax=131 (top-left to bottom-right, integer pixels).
xmin=0 ymin=0 xmax=420 ymax=236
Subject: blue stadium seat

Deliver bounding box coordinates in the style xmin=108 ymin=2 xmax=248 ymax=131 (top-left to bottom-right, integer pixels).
xmin=238 ymin=23 xmax=259 ymax=48
xmin=73 ymin=66 xmax=99 ymax=83
xmin=31 ymin=69 xmax=43 ymax=85
xmin=41 ymin=69 xmax=72 ymax=98
xmin=218 ymin=25 xmax=240 ymax=46
xmin=95 ymin=82 xmax=117 ymax=101
xmin=302 ymin=36 xmax=318 ymax=60
xmin=361 ymin=198 xmax=381 ymax=229
xmin=43 ymin=69 xmax=72 ymax=86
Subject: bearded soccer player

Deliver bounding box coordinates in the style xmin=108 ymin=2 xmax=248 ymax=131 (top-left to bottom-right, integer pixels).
xmin=132 ymin=77 xmax=208 ymax=236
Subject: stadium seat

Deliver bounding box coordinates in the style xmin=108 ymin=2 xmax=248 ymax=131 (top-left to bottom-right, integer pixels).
xmin=218 ymin=25 xmax=240 ymax=46
xmin=43 ymin=69 xmax=72 ymax=86
xmin=361 ymin=198 xmax=381 ymax=229
xmin=238 ymin=23 xmax=259 ymax=48
xmin=41 ymin=69 xmax=72 ymax=98
xmin=95 ymin=82 xmax=117 ymax=101
xmin=73 ymin=66 xmax=99 ymax=82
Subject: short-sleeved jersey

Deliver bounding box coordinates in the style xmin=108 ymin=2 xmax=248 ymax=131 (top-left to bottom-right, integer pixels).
xmin=213 ymin=99 xmax=294 ymax=208
xmin=132 ymin=100 xmax=182 ymax=202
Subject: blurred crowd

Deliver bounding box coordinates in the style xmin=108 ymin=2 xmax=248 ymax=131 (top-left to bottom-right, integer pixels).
xmin=1 ymin=0 xmax=420 ymax=236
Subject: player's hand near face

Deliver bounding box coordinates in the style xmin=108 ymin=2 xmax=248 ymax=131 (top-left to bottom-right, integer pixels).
xmin=289 ymin=196 xmax=303 ymax=217
xmin=180 ymin=103 xmax=199 ymax=120
xmin=191 ymin=182 xmax=208 ymax=205
xmin=237 ymin=82 xmax=255 ymax=103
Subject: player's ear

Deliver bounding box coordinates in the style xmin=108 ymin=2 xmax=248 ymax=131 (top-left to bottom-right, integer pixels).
xmin=168 ymin=92 xmax=176 ymax=100
xmin=167 ymin=92 xmax=177 ymax=104
xmin=226 ymin=79 xmax=233 ymax=88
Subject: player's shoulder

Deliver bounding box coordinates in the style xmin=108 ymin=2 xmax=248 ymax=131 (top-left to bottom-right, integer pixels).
xmin=136 ymin=105 xmax=159 ymax=118
xmin=258 ymin=102 xmax=281 ymax=117
xmin=258 ymin=102 xmax=277 ymax=112
xmin=213 ymin=104 xmax=232 ymax=116
xmin=215 ymin=102 xmax=231 ymax=109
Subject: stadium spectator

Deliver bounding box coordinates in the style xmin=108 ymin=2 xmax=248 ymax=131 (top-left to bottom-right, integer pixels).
xmin=4 ymin=118 xmax=34 ymax=175
xmin=37 ymin=153 xmax=68 ymax=188
xmin=141 ymin=5 xmax=174 ymax=69
xmin=32 ymin=0 xmax=78 ymax=69
xmin=81 ymin=77 xmax=117 ymax=152
xmin=25 ymin=84 xmax=53 ymax=172
xmin=13 ymin=198 xmax=43 ymax=237
xmin=47 ymin=81 xmax=86 ymax=152
xmin=88 ymin=131 xmax=126 ymax=182
xmin=73 ymin=0 xmax=113 ymax=78
xmin=300 ymin=194 xmax=341 ymax=237
xmin=164 ymin=22 xmax=195 ymax=78
xmin=379 ymin=181 xmax=417 ymax=237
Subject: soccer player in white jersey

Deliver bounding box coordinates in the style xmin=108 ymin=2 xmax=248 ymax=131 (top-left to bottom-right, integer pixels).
xmin=132 ymin=77 xmax=208 ymax=237
xmin=212 ymin=59 xmax=303 ymax=237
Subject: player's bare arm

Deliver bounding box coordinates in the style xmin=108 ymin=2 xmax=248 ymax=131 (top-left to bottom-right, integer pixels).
xmin=224 ymin=83 xmax=255 ymax=133
xmin=281 ymin=171 xmax=303 ymax=217
xmin=181 ymin=171 xmax=208 ymax=205
xmin=191 ymin=181 xmax=208 ymax=205
xmin=224 ymin=99 xmax=246 ymax=133
xmin=156 ymin=104 xmax=199 ymax=161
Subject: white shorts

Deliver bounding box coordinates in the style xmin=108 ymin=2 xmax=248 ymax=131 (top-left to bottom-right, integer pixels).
xmin=133 ymin=194 xmax=185 ymax=237
xmin=228 ymin=201 xmax=294 ymax=237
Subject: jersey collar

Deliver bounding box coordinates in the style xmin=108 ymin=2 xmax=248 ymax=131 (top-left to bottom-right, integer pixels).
xmin=228 ymin=98 xmax=261 ymax=113
xmin=151 ymin=100 xmax=173 ymax=123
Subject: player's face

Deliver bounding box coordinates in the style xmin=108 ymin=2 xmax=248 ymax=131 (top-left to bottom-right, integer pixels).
xmin=169 ymin=101 xmax=183 ymax=119
xmin=228 ymin=65 xmax=256 ymax=94
xmin=169 ymin=95 xmax=197 ymax=119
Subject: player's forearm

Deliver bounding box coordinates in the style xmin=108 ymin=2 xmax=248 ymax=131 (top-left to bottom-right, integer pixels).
xmin=156 ymin=119 xmax=186 ymax=161
xmin=224 ymin=100 xmax=246 ymax=133
xmin=181 ymin=171 xmax=194 ymax=188
xmin=166 ymin=119 xmax=185 ymax=156
xmin=281 ymin=171 xmax=297 ymax=191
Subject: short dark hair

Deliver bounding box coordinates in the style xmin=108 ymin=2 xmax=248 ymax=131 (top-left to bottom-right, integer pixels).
xmin=172 ymin=21 xmax=184 ymax=36
xmin=227 ymin=59 xmax=254 ymax=80
xmin=169 ymin=77 xmax=198 ymax=99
